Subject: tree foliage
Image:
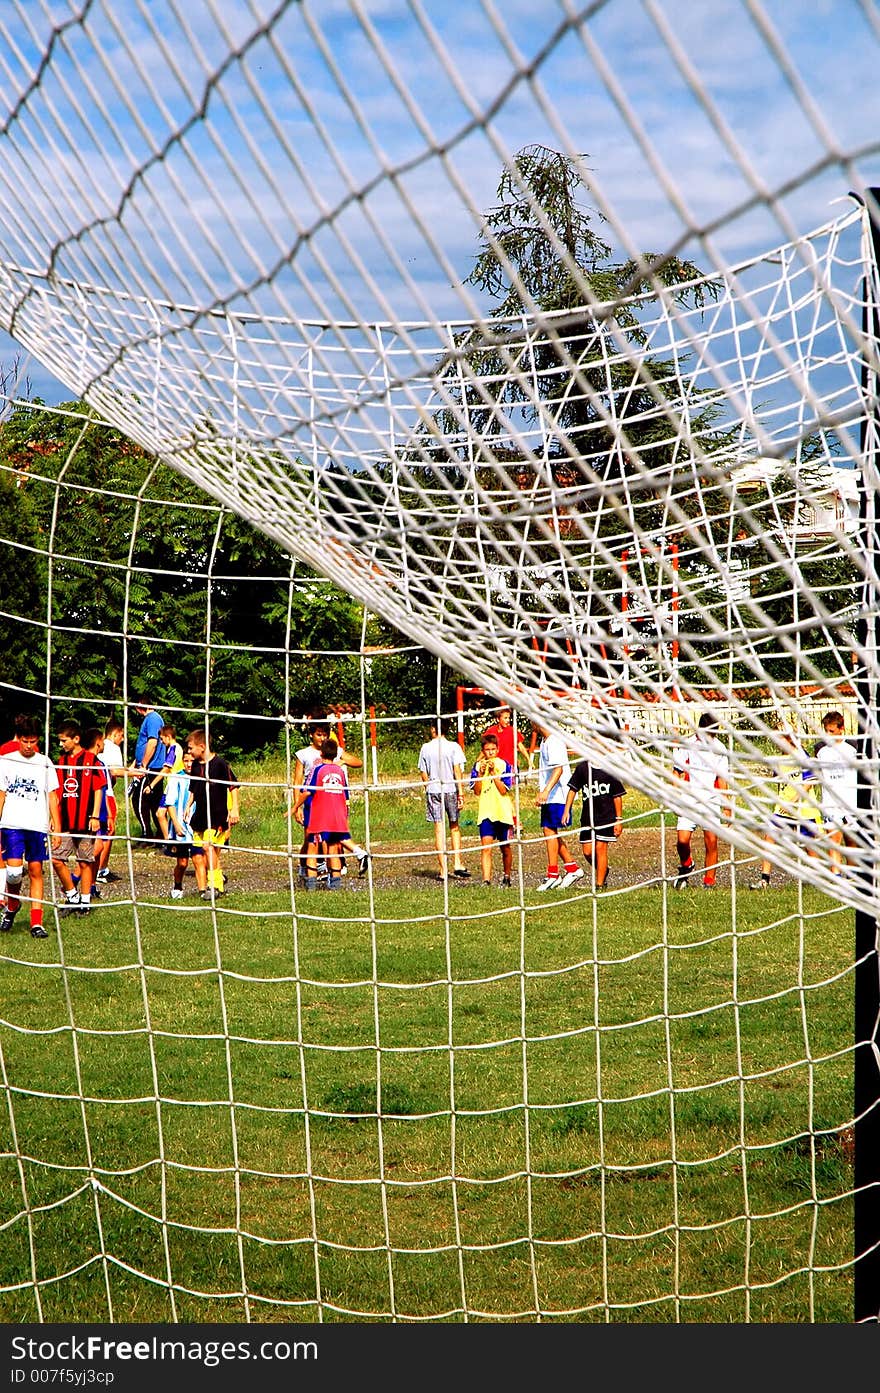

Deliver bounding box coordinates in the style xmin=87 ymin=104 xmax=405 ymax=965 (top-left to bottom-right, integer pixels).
xmin=0 ymin=402 xmax=458 ymax=748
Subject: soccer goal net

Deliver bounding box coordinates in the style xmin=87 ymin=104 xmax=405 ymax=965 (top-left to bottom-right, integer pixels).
xmin=0 ymin=0 xmax=876 ymax=1323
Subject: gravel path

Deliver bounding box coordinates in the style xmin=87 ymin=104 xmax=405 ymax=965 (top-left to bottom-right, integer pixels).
xmin=90 ymin=826 xmax=750 ymax=903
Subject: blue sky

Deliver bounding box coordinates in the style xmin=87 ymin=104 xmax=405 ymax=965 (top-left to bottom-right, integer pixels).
xmin=0 ymin=0 xmax=878 ymax=404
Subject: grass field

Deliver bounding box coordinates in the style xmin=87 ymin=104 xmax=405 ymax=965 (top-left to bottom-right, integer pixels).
xmin=0 ymin=832 xmax=855 ymax=1321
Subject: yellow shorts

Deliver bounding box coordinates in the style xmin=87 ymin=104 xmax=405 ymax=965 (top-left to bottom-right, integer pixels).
xmin=191 ymin=828 xmax=228 ymax=852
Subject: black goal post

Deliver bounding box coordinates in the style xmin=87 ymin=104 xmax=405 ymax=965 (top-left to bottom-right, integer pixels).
xmin=854 ymin=186 xmax=880 ymax=1324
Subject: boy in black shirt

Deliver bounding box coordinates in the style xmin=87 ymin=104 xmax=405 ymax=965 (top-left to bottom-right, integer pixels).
xmin=562 ymin=759 xmax=625 ymax=890
xmin=186 ymin=730 xmax=240 ymax=902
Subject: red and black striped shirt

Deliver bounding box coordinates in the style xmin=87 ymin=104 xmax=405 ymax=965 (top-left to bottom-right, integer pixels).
xmin=56 ymin=749 xmax=107 ymax=833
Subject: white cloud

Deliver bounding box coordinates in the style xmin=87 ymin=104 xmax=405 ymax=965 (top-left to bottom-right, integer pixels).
xmin=0 ymin=0 xmax=877 ymax=402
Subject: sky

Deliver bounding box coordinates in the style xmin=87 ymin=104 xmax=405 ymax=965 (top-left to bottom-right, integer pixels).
xmin=0 ymin=0 xmax=878 ymax=405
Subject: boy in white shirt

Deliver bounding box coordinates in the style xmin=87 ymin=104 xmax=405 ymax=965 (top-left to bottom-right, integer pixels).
xmin=814 ymin=710 xmax=859 ymax=873
xmin=0 ymin=715 xmax=61 ymax=938
xmin=671 ymin=711 xmax=730 ymax=890
xmin=534 ymin=722 xmax=583 ymax=892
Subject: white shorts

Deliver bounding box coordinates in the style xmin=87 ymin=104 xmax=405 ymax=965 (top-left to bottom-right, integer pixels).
xmin=676 ymin=812 xmax=721 ymax=834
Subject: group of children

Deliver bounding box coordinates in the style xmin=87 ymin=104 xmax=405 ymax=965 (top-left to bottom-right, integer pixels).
xmin=417 ymin=705 xmax=861 ymax=894
xmin=0 ymin=704 xmax=862 ymax=930
xmin=415 ymin=712 xmax=625 ymax=891
xmin=0 ymin=712 xmax=242 ymax=933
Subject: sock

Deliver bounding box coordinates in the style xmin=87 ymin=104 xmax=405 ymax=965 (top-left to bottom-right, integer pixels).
xmin=65 ymin=888 xmax=79 ymax=902
xmin=563 ymin=861 xmax=578 ymax=874
xmin=679 ymin=856 xmax=694 ymax=870
xmin=80 ymin=894 xmax=91 ymax=906
xmin=29 ymin=907 xmax=42 ymax=931
xmin=350 ymin=843 xmax=365 ymax=858
xmin=703 ymin=873 xmax=716 ymax=886
xmin=761 ymin=871 xmax=770 ymax=883
xmin=546 ymin=866 xmax=559 ymax=878
xmin=209 ymin=866 xmax=224 ymax=890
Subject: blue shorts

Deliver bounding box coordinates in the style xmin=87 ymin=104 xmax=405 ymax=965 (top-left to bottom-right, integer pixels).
xmin=769 ymin=814 xmax=819 ymax=839
xmin=1 ymin=828 xmax=50 ymax=863
xmin=479 ymin=818 xmax=513 ymax=841
xmin=540 ymin=804 xmax=567 ymax=832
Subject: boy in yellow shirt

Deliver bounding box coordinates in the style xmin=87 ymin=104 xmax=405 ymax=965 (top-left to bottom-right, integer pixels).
xmin=470 ymin=732 xmax=515 ymax=887
xmin=749 ymin=728 xmax=821 ymax=889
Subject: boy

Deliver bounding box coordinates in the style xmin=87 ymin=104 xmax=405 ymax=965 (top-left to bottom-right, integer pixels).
xmin=291 ymin=718 xmax=367 ymax=879
xmin=534 ymin=721 xmax=582 ymax=891
xmin=563 ymin=757 xmax=625 ymax=890
xmin=95 ymin=717 xmax=124 ymax=884
xmin=671 ymin=711 xmax=730 ymax=890
xmin=0 ymin=715 xmax=61 ymax=938
xmin=417 ymin=721 xmax=470 ymax=880
xmin=482 ymin=706 xmax=528 ymax=771
xmin=52 ymin=721 xmax=107 ymax=916
xmin=293 ymin=738 xmax=350 ymax=889
xmin=164 ymin=749 xmax=196 ymax=899
xmin=470 ymin=732 xmax=515 ymax=887
xmin=814 ymin=710 xmax=859 ymax=874
xmin=152 ymin=724 xmax=184 ymax=843
xmin=749 ymin=727 xmax=821 ymax=890
xmin=186 ymin=729 xmax=240 ymax=901
xmin=129 ymin=700 xmax=167 ymax=841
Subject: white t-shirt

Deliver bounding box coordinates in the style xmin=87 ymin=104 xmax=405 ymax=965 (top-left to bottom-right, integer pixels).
xmin=673 ymin=734 xmax=729 ymax=794
xmin=99 ymin=739 xmax=123 ymax=788
xmin=418 ymin=736 xmax=465 ymax=794
xmin=296 ymin=745 xmax=324 ymax=789
xmin=538 ymin=732 xmax=570 ymax=806
xmin=0 ymin=750 xmax=58 ymax=833
xmin=815 ymin=737 xmax=858 ymax=820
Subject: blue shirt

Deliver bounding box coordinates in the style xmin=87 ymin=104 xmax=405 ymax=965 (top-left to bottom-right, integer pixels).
xmin=134 ymin=710 xmax=165 ymax=770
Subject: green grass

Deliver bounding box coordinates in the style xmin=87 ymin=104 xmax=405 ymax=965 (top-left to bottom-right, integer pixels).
xmin=0 ymin=876 xmax=855 ymax=1323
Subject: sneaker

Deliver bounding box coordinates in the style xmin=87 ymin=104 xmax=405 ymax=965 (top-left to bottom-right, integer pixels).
xmin=60 ymin=896 xmax=81 ymax=916
xmin=328 ymin=875 xmax=343 ymax=890
xmin=557 ymin=866 xmax=585 ymax=890
xmin=0 ymin=909 xmax=15 ymax=932
xmin=170 ymin=888 xmax=184 ymax=900
xmin=536 ymin=874 xmax=561 ymax=892
xmin=453 ymin=867 xmax=471 ymax=879
xmin=672 ymin=861 xmax=695 ymax=891
xmin=76 ymin=904 xmax=91 ymax=917
xmin=200 ymin=889 xmax=214 ymax=902
xmin=749 ymin=879 xmax=770 ymax=891
xmin=702 ymin=880 xmax=717 ymax=891
xmin=357 ymin=852 xmax=370 ymax=877
xmin=103 ymin=870 xmax=122 ymax=882
xmin=30 ymin=924 xmax=48 ymax=939
xmin=482 ymin=880 xmax=492 ymax=888
xmin=501 ymin=876 xmax=512 ymax=888
xmin=95 ymin=869 xmax=110 ymax=884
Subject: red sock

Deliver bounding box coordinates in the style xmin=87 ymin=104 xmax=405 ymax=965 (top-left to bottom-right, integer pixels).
xmin=29 ymin=907 xmax=42 ymax=930
xmin=563 ymin=862 xmax=578 ymax=874
xmin=546 ymin=866 xmax=559 ymax=878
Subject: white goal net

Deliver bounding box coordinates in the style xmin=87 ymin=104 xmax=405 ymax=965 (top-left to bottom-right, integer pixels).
xmin=0 ymin=0 xmax=877 ymax=1324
